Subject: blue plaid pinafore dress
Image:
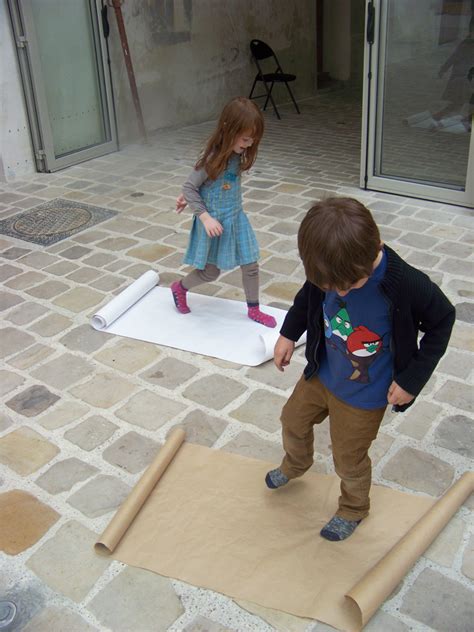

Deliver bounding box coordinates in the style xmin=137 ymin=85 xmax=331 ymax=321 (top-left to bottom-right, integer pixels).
xmin=183 ymin=155 xmax=260 ymax=270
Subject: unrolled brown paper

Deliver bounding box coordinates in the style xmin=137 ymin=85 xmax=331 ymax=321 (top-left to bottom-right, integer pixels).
xmin=95 ymin=429 xmax=473 ymax=631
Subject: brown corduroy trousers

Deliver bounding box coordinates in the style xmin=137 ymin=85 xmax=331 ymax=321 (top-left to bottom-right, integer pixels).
xmin=279 ymin=375 xmax=386 ymax=521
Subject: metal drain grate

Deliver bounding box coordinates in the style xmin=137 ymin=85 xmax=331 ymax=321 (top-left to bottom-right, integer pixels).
xmin=0 ymin=198 xmax=118 ymax=246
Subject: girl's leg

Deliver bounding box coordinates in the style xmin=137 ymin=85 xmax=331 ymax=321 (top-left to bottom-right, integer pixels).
xmin=241 ymin=262 xmax=276 ymax=328
xmin=171 ymin=264 xmax=220 ymax=313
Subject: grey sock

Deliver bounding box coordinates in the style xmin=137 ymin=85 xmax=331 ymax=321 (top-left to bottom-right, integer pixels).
xmin=320 ymin=515 xmax=361 ymax=541
xmin=265 ymin=468 xmax=289 ymax=489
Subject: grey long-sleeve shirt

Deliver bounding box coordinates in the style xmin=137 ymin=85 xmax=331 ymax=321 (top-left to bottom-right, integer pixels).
xmin=182 ymin=167 xmax=209 ymax=216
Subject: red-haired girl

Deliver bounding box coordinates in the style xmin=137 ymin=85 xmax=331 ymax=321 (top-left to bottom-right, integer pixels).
xmin=171 ymin=97 xmax=276 ymax=328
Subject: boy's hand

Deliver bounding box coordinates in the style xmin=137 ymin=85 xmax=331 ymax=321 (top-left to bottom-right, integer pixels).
xmin=387 ymin=381 xmax=414 ymax=406
xmin=274 ymin=335 xmax=295 ymax=371
xmin=200 ymin=212 xmax=223 ymax=237
xmin=176 ymin=194 xmax=187 ymax=213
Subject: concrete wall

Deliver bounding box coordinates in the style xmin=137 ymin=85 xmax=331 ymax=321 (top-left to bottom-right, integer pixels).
xmin=323 ymin=0 xmax=351 ymax=81
xmin=107 ymin=0 xmax=317 ymax=143
xmin=0 ymin=0 xmax=36 ymax=181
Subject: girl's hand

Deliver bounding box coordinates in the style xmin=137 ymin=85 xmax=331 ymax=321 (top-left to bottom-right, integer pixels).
xmin=387 ymin=381 xmax=414 ymax=406
xmin=176 ymin=194 xmax=187 ymax=213
xmin=200 ymin=212 xmax=223 ymax=237
xmin=274 ymin=335 xmax=295 ymax=372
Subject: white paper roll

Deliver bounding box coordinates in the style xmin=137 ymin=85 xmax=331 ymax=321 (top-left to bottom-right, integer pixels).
xmin=91 ymin=270 xmax=159 ymax=330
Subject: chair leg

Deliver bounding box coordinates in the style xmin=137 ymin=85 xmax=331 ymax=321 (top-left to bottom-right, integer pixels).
xmin=285 ymin=82 xmax=300 ymax=114
xmin=262 ymin=80 xmax=281 ymax=119
xmin=249 ymin=76 xmax=258 ymax=100
xmin=263 ymin=83 xmax=274 ymax=111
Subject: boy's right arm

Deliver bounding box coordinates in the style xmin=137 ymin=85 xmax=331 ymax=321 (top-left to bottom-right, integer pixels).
xmin=274 ymin=282 xmax=311 ymax=370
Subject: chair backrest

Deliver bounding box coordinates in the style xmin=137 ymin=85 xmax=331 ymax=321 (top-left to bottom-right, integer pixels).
xmin=250 ymin=39 xmax=275 ymax=61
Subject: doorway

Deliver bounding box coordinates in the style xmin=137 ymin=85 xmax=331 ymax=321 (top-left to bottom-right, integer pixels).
xmin=7 ymin=0 xmax=118 ymax=173
xmin=361 ymin=0 xmax=474 ymax=207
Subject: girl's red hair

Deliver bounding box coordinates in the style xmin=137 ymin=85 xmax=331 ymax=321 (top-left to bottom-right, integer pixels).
xmin=196 ymin=97 xmax=264 ymax=180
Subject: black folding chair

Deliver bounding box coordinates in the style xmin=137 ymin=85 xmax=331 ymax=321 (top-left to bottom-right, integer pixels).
xmin=249 ymin=39 xmax=300 ymax=120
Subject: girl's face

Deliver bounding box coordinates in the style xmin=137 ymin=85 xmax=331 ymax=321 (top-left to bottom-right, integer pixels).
xmin=232 ymin=130 xmax=254 ymax=154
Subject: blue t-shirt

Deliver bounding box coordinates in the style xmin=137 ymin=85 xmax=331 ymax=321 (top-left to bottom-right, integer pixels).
xmin=318 ymin=249 xmax=392 ymax=409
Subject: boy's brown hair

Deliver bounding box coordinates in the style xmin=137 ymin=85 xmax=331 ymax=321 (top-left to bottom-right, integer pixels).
xmin=298 ymin=197 xmax=381 ymax=290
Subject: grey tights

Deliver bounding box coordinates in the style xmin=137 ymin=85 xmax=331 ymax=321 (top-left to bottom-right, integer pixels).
xmin=181 ymin=262 xmax=259 ymax=304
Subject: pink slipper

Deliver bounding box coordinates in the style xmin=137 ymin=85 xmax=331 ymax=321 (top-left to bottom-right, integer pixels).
xmin=171 ymin=281 xmax=190 ymax=314
xmin=248 ymin=305 xmax=276 ymax=328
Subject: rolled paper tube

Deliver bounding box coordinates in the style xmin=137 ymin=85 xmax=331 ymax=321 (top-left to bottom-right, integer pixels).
xmin=95 ymin=427 xmax=186 ymax=554
xmin=346 ymin=471 xmax=474 ymax=628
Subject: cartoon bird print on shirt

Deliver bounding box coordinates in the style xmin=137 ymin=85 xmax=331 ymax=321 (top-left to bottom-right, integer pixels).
xmin=345 ymin=325 xmax=383 ymax=383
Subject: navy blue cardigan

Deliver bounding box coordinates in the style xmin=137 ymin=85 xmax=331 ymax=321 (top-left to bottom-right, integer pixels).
xmin=280 ymin=246 xmax=455 ymax=412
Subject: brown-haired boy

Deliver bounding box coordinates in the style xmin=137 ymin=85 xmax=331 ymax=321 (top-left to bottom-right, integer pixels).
xmin=267 ymin=197 xmax=455 ymax=541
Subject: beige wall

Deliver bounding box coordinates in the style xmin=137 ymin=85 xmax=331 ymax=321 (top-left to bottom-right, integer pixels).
xmin=107 ymin=0 xmax=316 ymax=143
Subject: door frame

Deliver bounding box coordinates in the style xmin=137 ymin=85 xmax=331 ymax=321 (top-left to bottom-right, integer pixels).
xmin=360 ymin=0 xmax=474 ymax=208
xmin=7 ymin=0 xmax=118 ymax=172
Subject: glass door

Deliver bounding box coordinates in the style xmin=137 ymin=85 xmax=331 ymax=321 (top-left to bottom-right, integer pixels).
xmin=8 ymin=0 xmax=117 ymax=172
xmin=361 ymin=0 xmax=474 ymax=207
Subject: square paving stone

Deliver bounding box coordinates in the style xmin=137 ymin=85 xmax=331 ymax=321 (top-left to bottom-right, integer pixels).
xmin=0 ymin=370 xmax=24 ymax=397
xmin=37 ymin=400 xmax=88 ymax=430
xmin=396 ymin=401 xmax=442 ymax=439
xmin=6 ymin=384 xmax=60 ymax=417
xmin=5 ymin=271 xmax=45 ymax=290
xmin=382 ymin=446 xmax=454 ymax=496
xmin=434 ymin=380 xmax=473 ymax=413
xmin=26 ymin=520 xmax=110 ymax=602
xmin=0 ymin=326 xmax=35 ymax=359
xmin=102 ymin=431 xmax=160 ymax=474
xmin=179 ymin=410 xmax=228 ymax=447
xmin=230 ymin=389 xmax=286 ymax=432
xmin=67 ymin=474 xmax=131 ymax=517
xmin=25 ymin=280 xmax=69 ymax=300
xmin=64 ymin=415 xmax=118 ymax=450
xmin=434 ymin=415 xmax=474 ymax=459
xmin=70 ymin=373 xmax=137 ymax=408
xmin=28 ymin=313 xmax=72 ymax=337
xmin=6 ymin=301 xmax=49 ymax=325
xmin=115 ymin=390 xmax=186 ymax=430
xmin=60 ymin=324 xmax=109 ymax=353
xmin=424 ymin=517 xmax=465 ymax=567
xmin=223 ymin=431 xmax=287 ymax=466
xmin=265 ymin=281 xmax=302 ymax=303
xmin=462 ymin=534 xmax=474 ymax=580
xmin=22 ymin=606 xmax=98 ymax=632
xmin=140 ymin=356 xmax=199 ymax=389
xmin=245 ymin=359 xmax=305 ymax=391
xmin=53 ymin=287 xmax=104 ymax=312
xmin=88 ymin=566 xmax=183 ymax=632
xmin=183 ymin=374 xmax=246 ymax=410
xmin=0 ymin=291 xmax=23 ymax=312
xmin=7 ymin=343 xmax=54 ymax=370
xmin=0 ymin=490 xmax=59 ymax=554
xmin=0 ymin=427 xmax=59 ymax=475
xmin=36 ymin=458 xmax=98 ymax=494
xmin=400 ymin=568 xmax=474 ymax=631
xmin=31 ymin=353 xmax=94 ymax=390
xmin=127 ymin=243 xmax=174 ymax=261
xmin=94 ymin=338 xmax=161 ymax=373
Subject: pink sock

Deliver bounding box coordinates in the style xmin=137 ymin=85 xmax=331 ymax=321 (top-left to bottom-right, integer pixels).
xmin=171 ymin=280 xmax=191 ymax=314
xmin=248 ymin=305 xmax=276 ymax=328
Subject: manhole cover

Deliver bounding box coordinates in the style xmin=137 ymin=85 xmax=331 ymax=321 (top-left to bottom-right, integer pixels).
xmin=0 ymin=601 xmax=16 ymax=629
xmin=0 ymin=198 xmax=118 ymax=246
xmin=14 ymin=205 xmax=92 ymax=237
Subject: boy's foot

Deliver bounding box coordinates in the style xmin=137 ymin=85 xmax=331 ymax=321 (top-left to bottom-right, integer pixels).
xmin=171 ymin=281 xmax=190 ymax=314
xmin=265 ymin=468 xmax=289 ymax=489
xmin=248 ymin=306 xmax=277 ymax=328
xmin=320 ymin=515 xmax=361 ymax=541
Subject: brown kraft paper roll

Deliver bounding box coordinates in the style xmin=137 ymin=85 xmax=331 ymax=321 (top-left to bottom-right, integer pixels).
xmin=346 ymin=471 xmax=474 ymax=629
xmin=95 ymin=427 xmax=186 ymax=554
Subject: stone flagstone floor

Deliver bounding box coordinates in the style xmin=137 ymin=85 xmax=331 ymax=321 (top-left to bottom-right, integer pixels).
xmin=0 ymin=90 xmax=473 ymax=632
